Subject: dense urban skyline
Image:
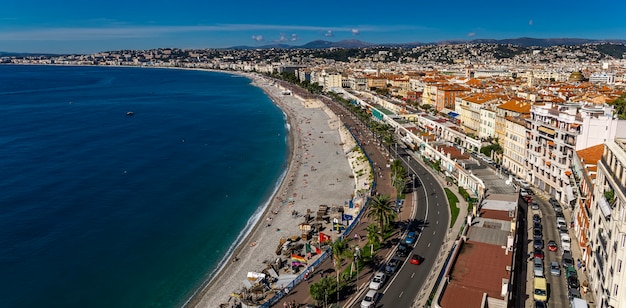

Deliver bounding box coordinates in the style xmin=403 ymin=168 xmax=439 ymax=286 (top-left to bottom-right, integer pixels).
xmin=2 ymin=0 xmax=625 ymax=54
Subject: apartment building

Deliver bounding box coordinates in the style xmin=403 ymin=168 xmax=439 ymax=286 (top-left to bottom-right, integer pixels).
xmin=494 ymin=97 xmax=530 ymax=142
xmin=588 ymin=138 xmax=626 ymax=308
xmin=571 ymin=144 xmax=604 ymax=272
xmin=503 ymin=115 xmax=529 ymax=180
xmin=454 ymin=93 xmax=499 ymax=137
xmin=435 ymin=84 xmax=470 ymax=112
xmin=526 ymin=102 xmax=626 ymax=204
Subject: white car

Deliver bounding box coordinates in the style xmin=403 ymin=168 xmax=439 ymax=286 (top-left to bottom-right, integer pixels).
xmin=369 ymin=271 xmax=386 ymax=290
xmin=561 ymin=234 xmax=571 ymax=251
xmin=361 ymin=289 xmax=378 ymax=308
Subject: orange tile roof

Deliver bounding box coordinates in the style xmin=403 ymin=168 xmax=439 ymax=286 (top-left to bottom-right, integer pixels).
xmin=577 ymin=143 xmax=604 ymax=166
xmin=497 ymin=99 xmax=532 ymax=113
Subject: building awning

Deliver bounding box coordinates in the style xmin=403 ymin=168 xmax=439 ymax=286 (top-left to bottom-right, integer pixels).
xmin=571 ymin=123 xmax=580 ymax=128
xmin=448 ymin=112 xmax=460 ymax=118
xmin=565 ymin=170 xmax=572 ymax=176
xmin=598 ymin=197 xmax=611 ymax=218
xmin=546 ymin=161 xmax=551 ymax=166
xmin=538 ymin=126 xmax=555 ymax=135
xmin=548 ymin=140 xmax=555 ymax=146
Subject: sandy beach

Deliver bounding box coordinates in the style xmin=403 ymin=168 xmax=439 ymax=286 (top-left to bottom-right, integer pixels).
xmin=186 ymin=73 xmax=371 ymax=308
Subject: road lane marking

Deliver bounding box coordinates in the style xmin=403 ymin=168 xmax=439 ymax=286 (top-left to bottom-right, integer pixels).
xmin=428 ymin=242 xmax=431 ymax=247
xmin=399 ymin=291 xmax=404 ymax=298
xmin=433 ymin=231 xmax=436 ymax=235
xmin=411 ymin=273 xmax=415 ymax=278
xmin=436 ymin=220 xmax=439 ymax=224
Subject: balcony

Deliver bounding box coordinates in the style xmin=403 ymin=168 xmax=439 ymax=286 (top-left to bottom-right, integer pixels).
xmin=598 ymin=232 xmax=608 ymax=253
xmin=601 ymin=157 xmax=626 ymax=198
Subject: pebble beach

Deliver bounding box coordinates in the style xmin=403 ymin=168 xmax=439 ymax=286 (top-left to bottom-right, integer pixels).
xmin=187 ymin=74 xmax=371 ymax=308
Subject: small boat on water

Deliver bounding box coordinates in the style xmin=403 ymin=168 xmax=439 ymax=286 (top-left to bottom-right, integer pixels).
xmin=126 ymin=111 xmax=134 ymax=116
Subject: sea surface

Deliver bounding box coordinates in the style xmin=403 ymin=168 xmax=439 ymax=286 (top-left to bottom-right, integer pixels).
xmin=0 ymin=65 xmax=288 ymax=307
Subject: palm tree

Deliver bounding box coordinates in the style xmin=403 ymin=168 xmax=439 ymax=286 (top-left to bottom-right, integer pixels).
xmin=331 ymin=237 xmax=349 ymax=301
xmin=391 ymin=160 xmax=408 ymax=197
xmin=366 ymin=194 xmax=397 ymax=238
xmin=366 ymin=224 xmax=382 ymax=255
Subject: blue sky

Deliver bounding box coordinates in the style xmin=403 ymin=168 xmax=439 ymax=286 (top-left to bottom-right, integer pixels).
xmin=1 ymin=0 xmax=625 ymax=54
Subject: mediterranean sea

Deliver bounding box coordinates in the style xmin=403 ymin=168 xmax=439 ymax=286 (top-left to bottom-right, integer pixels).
xmin=0 ymin=65 xmax=288 ymax=307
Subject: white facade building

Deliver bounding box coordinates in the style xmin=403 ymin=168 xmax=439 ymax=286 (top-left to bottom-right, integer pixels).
xmin=588 ymin=138 xmax=626 ymax=308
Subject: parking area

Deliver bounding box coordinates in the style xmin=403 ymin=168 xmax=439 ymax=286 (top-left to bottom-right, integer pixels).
xmin=523 ymin=188 xmax=595 ymax=307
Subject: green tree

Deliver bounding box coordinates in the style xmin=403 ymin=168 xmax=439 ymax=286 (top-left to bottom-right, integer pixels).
xmin=366 ymin=194 xmax=397 ymax=237
xmin=309 ymin=276 xmax=337 ymax=306
xmin=330 ymin=237 xmax=350 ymax=299
xmin=366 ymin=224 xmax=382 ymax=255
xmin=610 ymin=93 xmax=626 ymax=119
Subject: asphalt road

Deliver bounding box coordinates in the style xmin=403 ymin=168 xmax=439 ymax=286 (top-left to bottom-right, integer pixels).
xmin=529 ymin=192 xmax=570 ymax=306
xmin=374 ymin=146 xmax=450 ymax=308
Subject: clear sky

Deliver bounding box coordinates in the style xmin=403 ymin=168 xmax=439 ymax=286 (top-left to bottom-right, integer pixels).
xmin=2 ymin=0 xmax=625 ymax=54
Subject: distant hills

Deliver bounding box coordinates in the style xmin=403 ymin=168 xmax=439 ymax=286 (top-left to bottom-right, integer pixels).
xmin=231 ymin=37 xmax=626 ymax=50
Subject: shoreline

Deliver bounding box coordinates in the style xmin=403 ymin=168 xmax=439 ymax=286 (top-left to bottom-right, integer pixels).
xmin=185 ymin=72 xmax=365 ymax=307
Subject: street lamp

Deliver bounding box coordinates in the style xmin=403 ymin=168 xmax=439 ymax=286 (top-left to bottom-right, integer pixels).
xmin=354 ymin=246 xmax=361 ymax=290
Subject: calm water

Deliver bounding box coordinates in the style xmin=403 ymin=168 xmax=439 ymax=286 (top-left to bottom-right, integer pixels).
xmin=0 ymin=65 xmax=288 ymax=307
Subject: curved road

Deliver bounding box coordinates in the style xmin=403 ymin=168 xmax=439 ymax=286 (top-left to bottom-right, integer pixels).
xmin=376 ymin=146 xmax=449 ymax=307
xmin=271 ymin=81 xmax=449 ymax=307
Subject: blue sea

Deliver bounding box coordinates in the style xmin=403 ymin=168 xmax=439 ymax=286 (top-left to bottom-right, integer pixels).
xmin=0 ymin=65 xmax=288 ymax=307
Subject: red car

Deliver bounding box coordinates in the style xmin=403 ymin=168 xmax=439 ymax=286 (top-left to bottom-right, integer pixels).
xmin=547 ymin=240 xmax=558 ymax=252
xmin=533 ymin=248 xmax=544 ymax=260
xmin=410 ymin=254 xmax=422 ymax=265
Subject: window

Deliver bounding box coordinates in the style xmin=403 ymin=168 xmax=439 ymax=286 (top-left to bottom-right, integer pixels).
xmin=622 ymin=234 xmax=626 ymax=248
xmin=615 ymin=284 xmax=619 ymax=296
xmin=618 ymin=259 xmax=622 ymax=273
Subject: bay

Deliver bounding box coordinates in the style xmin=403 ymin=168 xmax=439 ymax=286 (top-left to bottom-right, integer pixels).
xmin=0 ymin=65 xmax=288 ymax=307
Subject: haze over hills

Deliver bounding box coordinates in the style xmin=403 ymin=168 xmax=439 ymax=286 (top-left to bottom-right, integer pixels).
xmin=233 ymin=37 xmax=626 ymax=50
xmin=2 ymin=37 xmax=626 ymax=57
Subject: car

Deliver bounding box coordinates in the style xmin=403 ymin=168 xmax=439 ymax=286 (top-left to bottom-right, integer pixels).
xmin=555 ymin=211 xmax=565 ymax=220
xmin=533 ymin=214 xmax=541 ymax=224
xmin=533 ymin=257 xmax=544 ymax=277
xmin=567 ymin=275 xmax=580 ymax=289
xmin=523 ymin=195 xmax=533 ymax=203
xmin=561 ymin=234 xmax=571 ymax=251
xmin=568 ymin=287 xmax=582 ymax=299
xmin=410 ymin=254 xmax=422 ymax=265
xmin=533 ymin=228 xmax=543 ymax=239
xmin=520 ymin=190 xmax=530 ymax=197
xmin=557 ymin=220 xmax=567 ymax=229
xmin=518 ymin=180 xmax=531 ymax=189
xmin=384 ymin=257 xmax=400 ymax=274
xmin=360 ymin=289 xmax=378 ymax=308
xmin=531 ymin=201 xmax=539 ymax=210
xmin=565 ymin=266 xmax=578 ymax=278
xmin=369 ymin=271 xmax=386 ymax=290
xmin=549 ymin=197 xmax=558 ymax=205
xmin=395 ymin=243 xmax=410 ymax=257
xmin=534 ymin=248 xmax=544 ymax=260
xmin=534 ymin=238 xmax=544 ymax=249
xmin=533 ymin=221 xmax=542 ymax=230
xmin=562 ymin=251 xmax=574 ymax=268
xmin=404 ymin=231 xmax=416 ymax=245
xmin=550 ymin=261 xmax=561 ymax=276
xmin=547 ymin=240 xmax=558 ymax=252
xmin=553 ymin=204 xmax=563 ymax=213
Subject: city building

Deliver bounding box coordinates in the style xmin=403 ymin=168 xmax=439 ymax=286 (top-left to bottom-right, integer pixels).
xmin=526 ymin=102 xmax=626 ymax=204
xmin=587 ymin=138 xmax=626 ymax=308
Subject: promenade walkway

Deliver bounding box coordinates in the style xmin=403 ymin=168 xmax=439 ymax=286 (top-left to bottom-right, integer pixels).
xmin=273 ymin=81 xmax=469 ymax=308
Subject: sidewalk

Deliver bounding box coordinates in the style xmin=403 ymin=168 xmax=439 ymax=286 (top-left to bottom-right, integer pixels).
xmin=275 ymin=95 xmax=406 ymax=308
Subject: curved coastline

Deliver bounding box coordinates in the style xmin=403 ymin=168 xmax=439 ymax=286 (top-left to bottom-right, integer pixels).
xmin=185 ymin=72 xmax=358 ymax=307
xmin=182 ymin=82 xmax=295 ymax=306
